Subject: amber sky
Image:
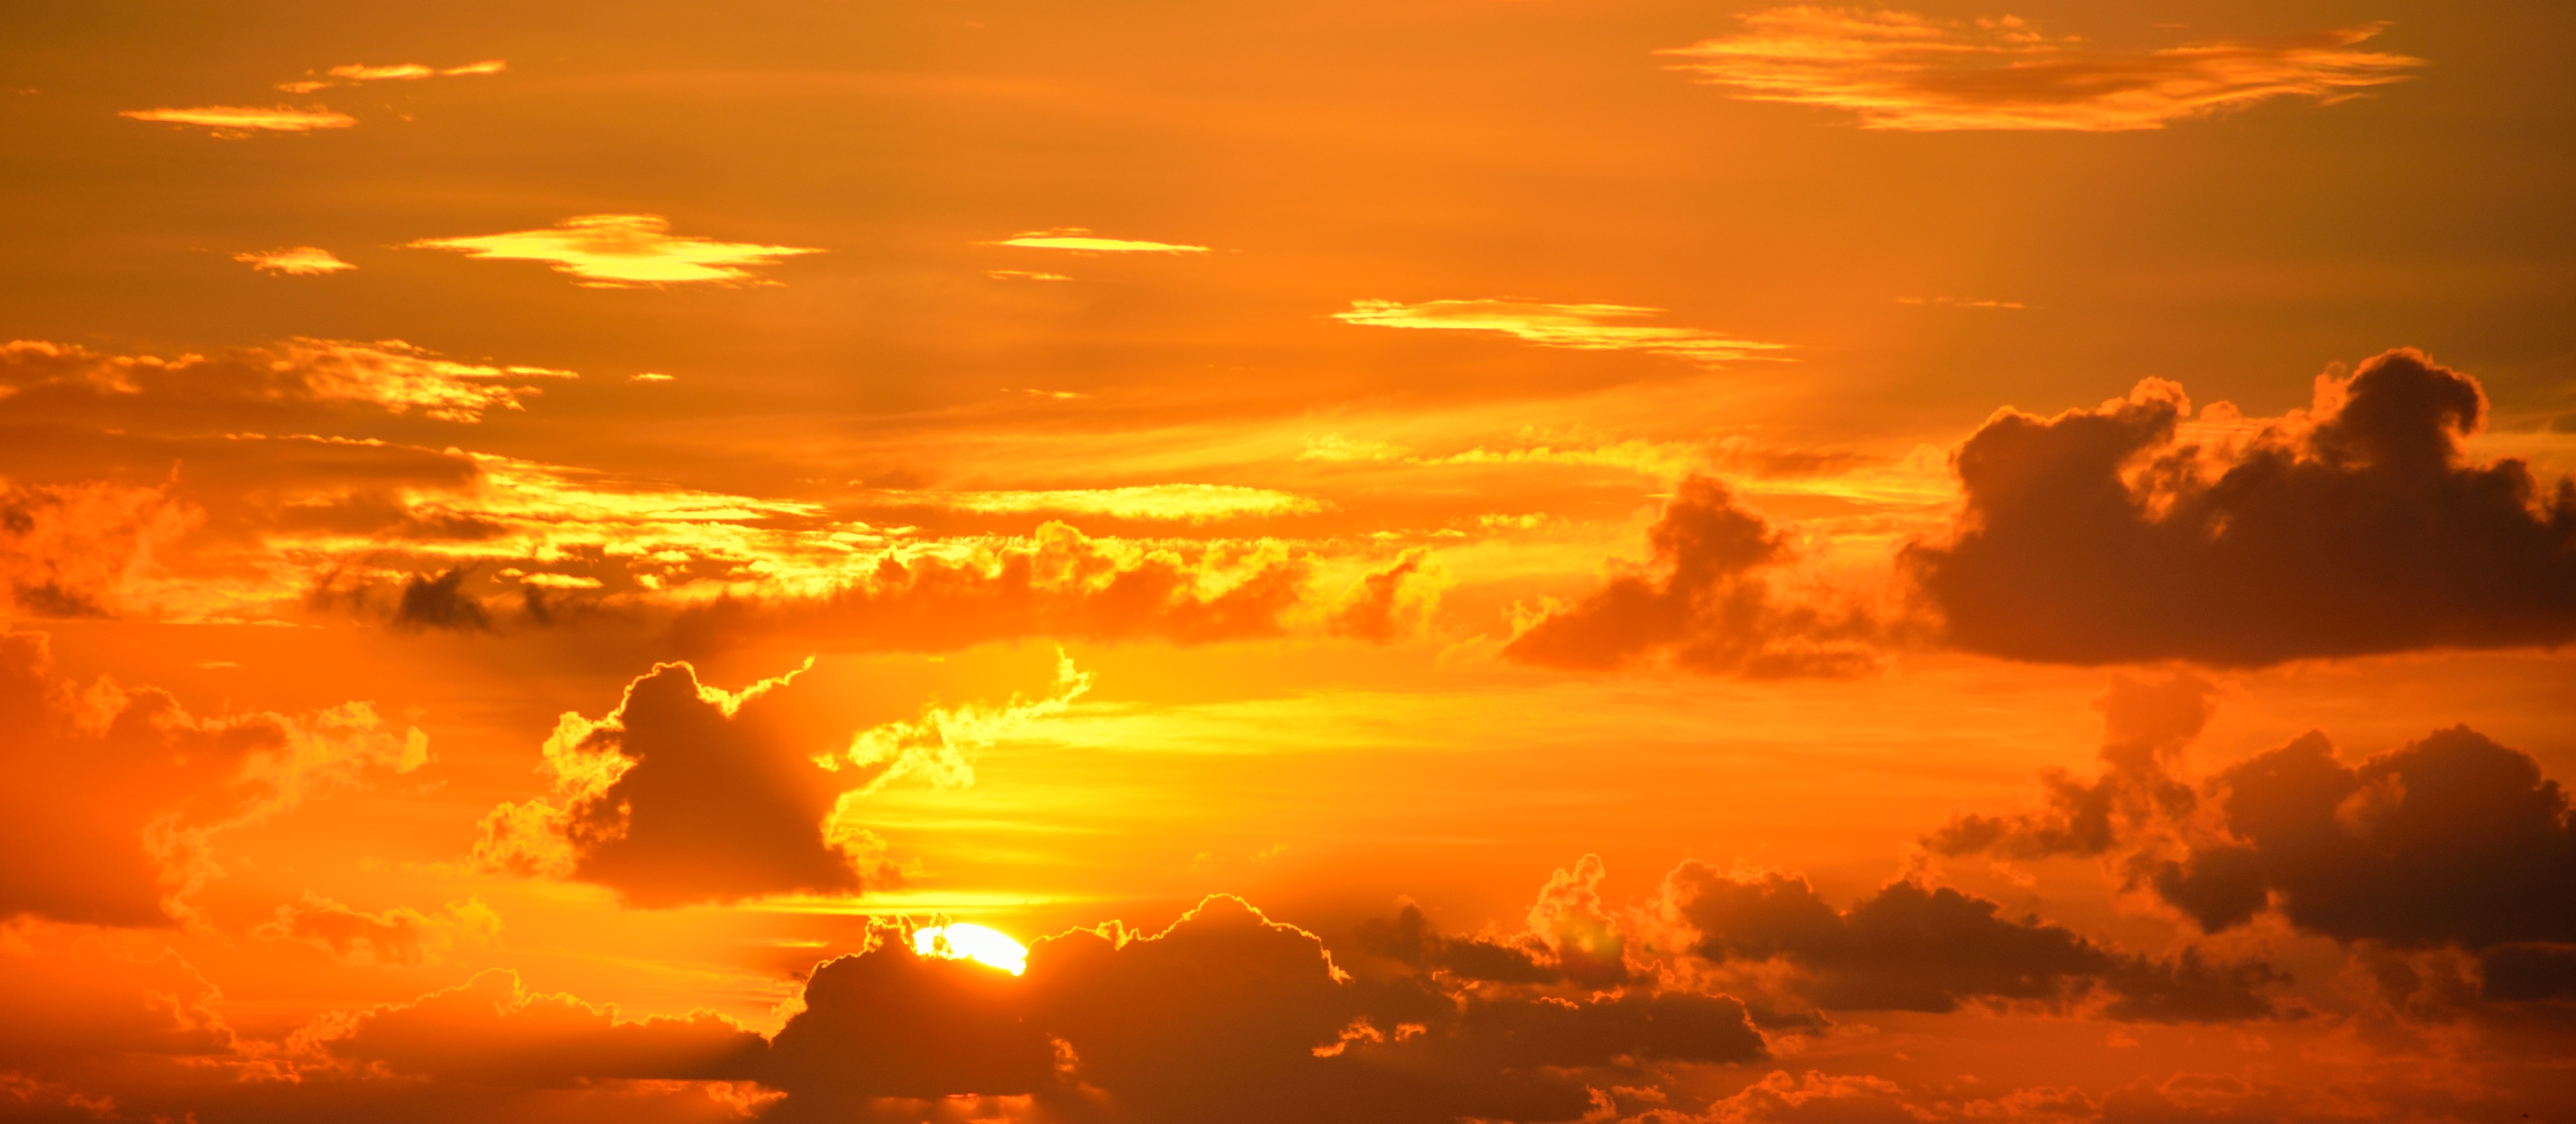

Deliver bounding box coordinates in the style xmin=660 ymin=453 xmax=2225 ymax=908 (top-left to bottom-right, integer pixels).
xmin=2 ymin=1 xmax=2573 ymax=1121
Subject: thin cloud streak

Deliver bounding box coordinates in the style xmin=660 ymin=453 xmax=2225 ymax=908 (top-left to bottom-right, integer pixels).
xmin=281 ymin=59 xmax=505 ymax=93
xmin=118 ymin=105 xmax=357 ymax=133
xmin=235 ymin=247 xmax=354 ymax=276
xmin=894 ymin=485 xmax=1325 ymax=522
xmin=407 ymin=214 xmax=825 ymax=287
xmin=982 ymin=228 xmax=1210 ymax=253
xmin=1335 ymin=298 xmax=1788 ymax=365
xmin=1661 ymin=9 xmax=2422 ymax=131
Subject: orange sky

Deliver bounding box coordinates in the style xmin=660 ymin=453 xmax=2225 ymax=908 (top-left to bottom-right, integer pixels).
xmin=3 ymin=2 xmax=2574 ymax=1121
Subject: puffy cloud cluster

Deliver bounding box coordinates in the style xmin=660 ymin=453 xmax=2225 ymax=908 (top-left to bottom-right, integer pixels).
xmin=1660 ymin=865 xmax=2274 ymax=1022
xmin=1504 ymin=477 xmax=1880 ymax=677
xmin=1936 ymin=677 xmax=2576 ymax=1005
xmin=475 ymin=655 xmax=1087 ymax=907
xmin=0 ymin=629 xmax=427 ymax=927
xmin=1907 ymin=349 xmax=2576 ymax=665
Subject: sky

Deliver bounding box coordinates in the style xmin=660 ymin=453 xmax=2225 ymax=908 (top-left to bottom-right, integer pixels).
xmin=2 ymin=1 xmax=2573 ymax=1121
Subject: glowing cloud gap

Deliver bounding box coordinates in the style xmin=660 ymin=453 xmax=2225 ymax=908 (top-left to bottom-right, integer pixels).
xmin=234 ymin=247 xmax=354 ymax=276
xmin=901 ymin=485 xmax=1325 ymax=522
xmin=1334 ymin=298 xmax=1788 ymax=365
xmin=118 ymin=105 xmax=356 ymax=133
xmin=982 ymin=228 xmax=1209 ymax=253
xmin=1661 ymin=10 xmax=2422 ymax=131
xmin=407 ymin=214 xmax=824 ymax=287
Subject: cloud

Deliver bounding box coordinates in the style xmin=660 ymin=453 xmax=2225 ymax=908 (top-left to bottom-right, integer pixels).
xmin=408 ymin=214 xmax=825 ymax=287
xmin=314 ymin=968 xmax=765 ymax=1087
xmin=235 ymin=246 xmax=355 ymax=275
xmin=254 ymin=894 xmax=501 ymax=966
xmin=0 ymin=478 xmax=197 ymax=619
xmin=474 ymin=655 xmax=1086 ymax=907
xmin=2154 ymin=726 xmax=2576 ymax=964
xmin=1904 ymin=349 xmax=2576 ymax=665
xmin=1327 ymin=549 xmax=1446 ymax=643
xmin=1661 ymin=10 xmax=2422 ymax=131
xmin=1 ymin=337 xmax=577 ymax=424
xmin=119 ymin=105 xmax=357 ymax=134
xmin=1661 ymin=864 xmax=2276 ymax=1021
xmin=1504 ymin=476 xmax=1882 ymax=677
xmin=1335 ymin=299 xmax=1788 ymax=366
xmin=663 ymin=522 xmax=1313 ymax=655
xmin=897 ymin=484 xmax=1326 ymax=522
xmin=0 ymin=629 xmax=427 ymax=927
xmin=281 ymin=59 xmax=507 ymax=93
xmin=981 ymin=228 xmax=1209 ymax=253
xmin=1896 ymin=296 xmax=2025 ymax=309
xmin=1928 ymin=672 xmax=2212 ymax=862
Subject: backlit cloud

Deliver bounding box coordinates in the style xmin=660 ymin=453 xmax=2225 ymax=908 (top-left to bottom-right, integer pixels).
xmin=982 ymin=228 xmax=1210 ymax=253
xmin=1662 ymin=10 xmax=2422 ymax=131
xmin=234 ymin=246 xmax=355 ymax=276
xmin=281 ymin=59 xmax=506 ymax=93
xmin=1335 ymin=298 xmax=1788 ymax=365
xmin=118 ymin=105 xmax=357 ymax=134
xmin=407 ymin=214 xmax=825 ymax=287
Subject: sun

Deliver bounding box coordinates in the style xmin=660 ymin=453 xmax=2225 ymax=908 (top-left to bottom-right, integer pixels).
xmin=912 ymin=922 xmax=1029 ymax=975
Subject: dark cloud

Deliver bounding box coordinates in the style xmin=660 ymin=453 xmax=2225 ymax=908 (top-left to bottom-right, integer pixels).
xmin=1661 ymin=865 xmax=2275 ymax=1021
xmin=1929 ymin=673 xmax=2211 ymax=862
xmin=478 ymin=661 xmax=883 ymax=907
xmin=395 ymin=566 xmax=495 ymax=631
xmin=2154 ymin=725 xmax=2576 ymax=962
xmin=320 ymin=969 xmax=765 ymax=1088
xmin=1907 ymin=349 xmax=2576 ymax=665
xmin=1503 ymin=476 xmax=1879 ymax=677
xmin=1328 ymin=549 xmax=1440 ymax=643
xmin=0 ymin=630 xmax=423 ymax=927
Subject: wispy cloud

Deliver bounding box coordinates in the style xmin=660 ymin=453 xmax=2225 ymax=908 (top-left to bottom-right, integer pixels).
xmin=629 ymin=372 xmax=677 ymax=383
xmin=1333 ymin=298 xmax=1787 ymax=365
xmin=280 ymin=59 xmax=505 ymax=94
xmin=981 ymin=228 xmax=1209 ymax=253
xmin=406 ymin=214 xmax=824 ymax=287
xmin=1898 ymin=296 xmax=2027 ymax=309
xmin=896 ymin=485 xmax=1324 ymax=522
xmin=119 ymin=105 xmax=356 ymax=134
xmin=235 ymin=247 xmax=354 ymax=276
xmin=1660 ymin=10 xmax=2421 ymax=131
xmin=988 ymin=269 xmax=1073 ymax=280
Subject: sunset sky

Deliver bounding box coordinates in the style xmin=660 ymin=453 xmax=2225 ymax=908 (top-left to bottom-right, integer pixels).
xmin=3 ymin=1 xmax=2574 ymax=1121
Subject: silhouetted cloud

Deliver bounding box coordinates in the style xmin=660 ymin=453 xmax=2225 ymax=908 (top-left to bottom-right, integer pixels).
xmin=1661 ymin=864 xmax=2275 ymax=1021
xmin=1907 ymin=349 xmax=2576 ymax=665
xmin=475 ymin=656 xmax=1085 ymax=907
xmin=408 ymin=214 xmax=824 ymax=287
xmin=1504 ymin=476 xmax=1880 ymax=677
xmin=1335 ymin=299 xmax=1788 ymax=366
xmin=1663 ymin=10 xmax=2420 ymax=131
xmin=316 ymin=969 xmax=764 ymax=1087
xmin=1929 ymin=673 xmax=2212 ymax=861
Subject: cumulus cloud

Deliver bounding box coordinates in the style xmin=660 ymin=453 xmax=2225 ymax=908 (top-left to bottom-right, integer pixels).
xmin=312 ymin=968 xmax=764 ymax=1087
xmin=1 ymin=337 xmax=576 ymax=424
xmin=408 ymin=214 xmax=824 ymax=287
xmin=235 ymin=246 xmax=355 ymax=275
xmin=118 ymin=105 xmax=357 ymax=134
xmin=980 ymin=228 xmax=1209 ymax=253
xmin=0 ymin=629 xmax=427 ymax=926
xmin=475 ymin=655 xmax=1085 ymax=907
xmin=1661 ymin=10 xmax=2421 ymax=131
xmin=1504 ymin=476 xmax=1881 ymax=677
xmin=1906 ymin=349 xmax=2576 ymax=665
xmin=1928 ymin=673 xmax=2212 ymax=862
xmin=1335 ymin=299 xmax=1788 ymax=366
xmin=1661 ymin=864 xmax=2276 ymax=1022
xmin=1327 ymin=549 xmax=1446 ymax=643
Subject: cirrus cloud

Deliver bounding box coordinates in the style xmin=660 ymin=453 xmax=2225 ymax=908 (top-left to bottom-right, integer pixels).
xmin=1661 ymin=9 xmax=2421 ymax=131
xmin=1335 ymin=299 xmax=1788 ymax=366
xmin=119 ymin=105 xmax=357 ymax=134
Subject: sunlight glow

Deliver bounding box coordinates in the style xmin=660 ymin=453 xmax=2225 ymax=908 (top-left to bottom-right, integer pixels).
xmin=914 ymin=923 xmax=1028 ymax=975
